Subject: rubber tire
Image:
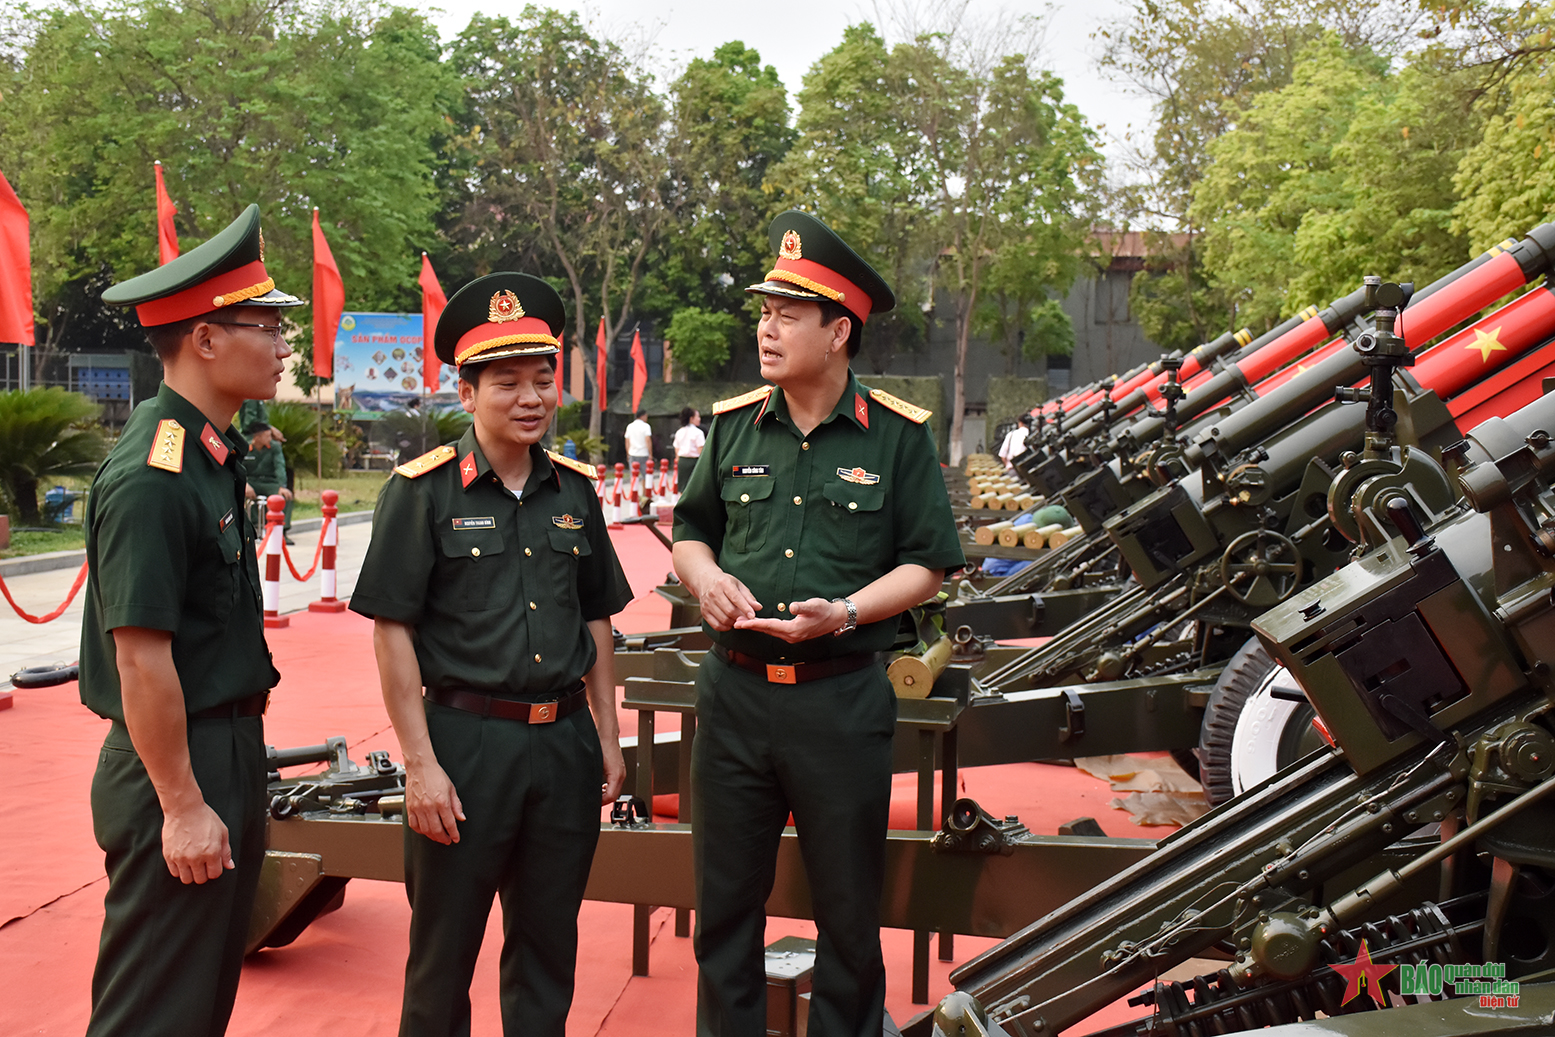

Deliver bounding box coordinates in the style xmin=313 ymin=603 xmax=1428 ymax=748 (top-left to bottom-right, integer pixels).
xmin=1198 ymin=637 xmax=1287 ymax=806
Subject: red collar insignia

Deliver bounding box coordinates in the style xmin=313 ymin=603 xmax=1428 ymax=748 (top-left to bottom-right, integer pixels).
xmin=459 ymin=453 xmax=478 ymax=488
xmin=199 ymin=423 xmax=229 ymax=465
xmin=854 ymin=393 xmax=869 ymax=429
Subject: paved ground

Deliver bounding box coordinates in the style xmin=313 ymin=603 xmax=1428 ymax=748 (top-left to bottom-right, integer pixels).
xmin=0 ymin=517 xmax=373 ymax=679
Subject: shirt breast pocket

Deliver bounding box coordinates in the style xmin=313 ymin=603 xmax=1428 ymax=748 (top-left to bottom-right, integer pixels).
xmin=437 ymin=529 xmax=511 ymax=612
xmin=822 ymin=481 xmax=887 ymax=556
xmin=546 ymin=527 xmax=592 ymax=609
xmin=720 ymin=478 xmax=774 ymax=553
xmin=208 ymin=520 xmax=243 ymax=616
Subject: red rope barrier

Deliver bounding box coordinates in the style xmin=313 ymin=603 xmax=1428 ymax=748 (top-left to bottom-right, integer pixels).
xmin=280 ymin=519 xmax=327 ymax=582
xmin=0 ymin=559 xmax=90 ymax=623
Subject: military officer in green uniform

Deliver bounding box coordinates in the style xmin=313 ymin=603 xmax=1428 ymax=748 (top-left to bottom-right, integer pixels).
xmin=349 ymin=272 xmax=634 ymax=1037
xmin=673 ymin=211 xmax=964 ymax=1037
xmin=241 ymin=418 xmax=292 ymax=538
xmin=81 ymin=204 xmax=301 ymax=1037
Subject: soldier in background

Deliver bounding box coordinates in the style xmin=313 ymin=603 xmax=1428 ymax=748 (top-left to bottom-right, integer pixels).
xmin=673 ymin=211 xmax=964 ymax=1036
xmin=241 ymin=418 xmax=292 ymax=540
xmin=82 ymin=204 xmax=300 ymax=1037
xmin=349 ymin=273 xmax=633 ymax=1036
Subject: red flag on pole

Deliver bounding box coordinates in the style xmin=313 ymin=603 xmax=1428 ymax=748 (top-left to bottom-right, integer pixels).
xmin=311 ymin=208 xmax=343 ymax=380
xmin=417 ymin=253 xmax=447 ymax=392
xmin=595 ymin=316 xmax=608 ymax=410
xmin=556 ymin=331 xmax=565 ymax=399
xmin=630 ymin=327 xmax=647 ymax=412
xmin=0 ymin=170 xmax=34 ymax=347
xmin=153 ymin=160 xmax=179 ymax=265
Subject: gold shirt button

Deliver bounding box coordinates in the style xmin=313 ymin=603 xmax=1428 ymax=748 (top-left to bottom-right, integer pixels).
xmin=572 ymin=546 xmax=579 ymax=555
xmin=529 ymin=601 xmax=537 ymax=610
xmin=802 ymin=442 xmax=810 ymax=450
xmin=848 ymin=502 xmax=858 ymax=511
xmin=793 ymin=496 xmax=802 ymax=505
xmin=524 ymin=547 xmax=532 ymax=556
xmin=740 ymin=493 xmax=750 ymax=503
xmin=471 ymin=547 xmax=481 ymax=557
xmin=785 ymin=549 xmax=794 ymax=558
xmin=777 ymin=603 xmax=786 ymax=612
xmin=534 ymin=653 xmax=542 ymax=663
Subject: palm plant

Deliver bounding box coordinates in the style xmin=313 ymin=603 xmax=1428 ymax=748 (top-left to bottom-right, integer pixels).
xmin=0 ymin=388 xmax=109 ymax=524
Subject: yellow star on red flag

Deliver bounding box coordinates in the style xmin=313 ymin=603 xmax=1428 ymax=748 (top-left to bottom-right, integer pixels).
xmin=1332 ymin=940 xmax=1398 ymax=1007
xmin=1464 ymin=326 xmax=1506 ymax=363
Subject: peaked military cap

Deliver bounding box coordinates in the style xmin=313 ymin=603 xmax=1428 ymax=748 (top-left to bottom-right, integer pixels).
xmin=746 ymin=210 xmax=895 ymax=325
xmin=102 ymin=204 xmax=302 ymax=327
xmin=435 ymin=272 xmax=564 ymax=368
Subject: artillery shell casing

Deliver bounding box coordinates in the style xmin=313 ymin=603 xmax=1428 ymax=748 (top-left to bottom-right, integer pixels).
xmin=888 ymin=636 xmax=953 ymax=699
xmin=1047 ymin=525 xmax=1082 ymax=549
xmin=998 ymin=523 xmax=1023 ymax=547
xmin=975 ymin=520 xmax=1015 ymax=546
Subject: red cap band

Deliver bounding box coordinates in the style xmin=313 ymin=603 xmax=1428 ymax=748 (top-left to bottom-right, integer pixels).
xmin=134 ymin=260 xmax=273 ymax=327
xmin=454 ymin=316 xmax=559 ymax=366
xmin=769 ymin=257 xmax=872 ymax=324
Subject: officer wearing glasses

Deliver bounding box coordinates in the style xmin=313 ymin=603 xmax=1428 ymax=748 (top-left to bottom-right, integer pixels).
xmin=82 ymin=204 xmax=299 ymax=1037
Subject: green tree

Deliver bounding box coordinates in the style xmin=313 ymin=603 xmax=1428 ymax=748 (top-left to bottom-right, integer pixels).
xmin=974 ymin=237 xmax=1079 ymax=376
xmin=1189 ymin=34 xmax=1389 ymax=326
xmin=1453 ymin=3 xmax=1555 ymax=250
xmin=0 ymin=387 xmax=107 ymax=523
xmin=665 ymin=308 xmax=739 ymax=379
xmin=450 ymin=7 xmax=671 ymax=443
xmin=767 ymin=24 xmax=935 ymax=377
xmin=0 ymin=1 xmax=456 ymax=371
xmin=639 ymin=42 xmax=794 ymax=342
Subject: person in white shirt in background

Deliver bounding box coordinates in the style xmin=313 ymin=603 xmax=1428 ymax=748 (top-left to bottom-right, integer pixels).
xmin=671 ymin=406 xmax=705 ymax=489
xmin=998 ymin=413 xmax=1034 ymax=469
xmin=624 ymin=407 xmax=653 ymax=474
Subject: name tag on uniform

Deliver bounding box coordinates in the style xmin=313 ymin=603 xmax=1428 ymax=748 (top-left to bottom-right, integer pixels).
xmin=451 ymin=516 xmax=496 ymax=530
xmin=732 ymin=464 xmax=770 ymax=477
xmin=218 ymin=510 xmax=234 ymax=532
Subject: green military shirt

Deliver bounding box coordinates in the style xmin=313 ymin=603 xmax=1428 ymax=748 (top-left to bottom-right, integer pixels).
xmin=236 ymin=399 xmax=270 ymax=434
xmin=673 ymin=370 xmax=964 ymax=663
xmin=80 ymin=383 xmax=279 ymax=722
xmin=349 ymin=427 xmax=633 ymax=699
xmin=244 ymin=440 xmax=287 ymax=497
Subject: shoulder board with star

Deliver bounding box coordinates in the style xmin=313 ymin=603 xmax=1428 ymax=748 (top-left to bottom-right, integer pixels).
xmin=868 ymin=388 xmax=931 ymax=424
xmin=146 ymin=419 xmax=186 ymax=473
xmin=547 ymin=450 xmax=599 ymax=480
xmin=394 ymin=444 xmax=457 ymax=479
xmin=712 ymin=385 xmax=773 ymax=416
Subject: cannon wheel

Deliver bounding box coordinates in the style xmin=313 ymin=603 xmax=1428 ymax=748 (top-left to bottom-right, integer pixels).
xmin=1197 ymin=637 xmax=1320 ymax=806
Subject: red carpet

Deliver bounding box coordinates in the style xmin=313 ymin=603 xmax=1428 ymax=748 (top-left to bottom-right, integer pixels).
xmin=0 ymin=525 xmax=1165 ymax=1035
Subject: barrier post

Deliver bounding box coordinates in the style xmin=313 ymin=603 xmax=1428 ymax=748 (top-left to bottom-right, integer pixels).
xmin=629 ymin=461 xmax=642 ymax=516
xmin=656 ymin=459 xmax=671 ymax=508
xmin=308 ymin=489 xmax=348 ymax=613
xmin=609 ymin=463 xmax=626 ymax=529
xmin=595 ymin=464 xmax=608 ymax=521
xmin=262 ymin=494 xmax=290 ymax=629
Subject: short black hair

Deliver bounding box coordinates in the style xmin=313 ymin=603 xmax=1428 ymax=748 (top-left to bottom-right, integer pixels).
xmin=143 ymin=312 xmax=214 ymax=360
xmin=679 ymin=406 xmax=697 ymax=426
xmin=458 ymin=353 xmax=558 ymax=388
xmin=635 ymin=407 xmax=648 ymax=419
xmin=816 ymin=299 xmax=863 ymax=358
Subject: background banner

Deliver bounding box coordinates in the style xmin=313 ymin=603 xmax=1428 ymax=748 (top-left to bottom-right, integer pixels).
xmin=330 ymin=311 xmax=455 ymax=416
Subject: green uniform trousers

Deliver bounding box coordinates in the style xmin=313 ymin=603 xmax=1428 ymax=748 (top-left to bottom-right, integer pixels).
xmin=692 ymin=651 xmax=896 ymax=1037
xmin=399 ymin=697 xmax=603 ymax=1037
xmin=87 ymin=716 xmax=267 ymax=1037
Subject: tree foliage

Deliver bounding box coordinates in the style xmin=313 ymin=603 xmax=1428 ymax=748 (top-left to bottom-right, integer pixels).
xmin=1 ymin=0 xmax=456 ymax=359
xmin=665 ymin=307 xmax=738 ymax=380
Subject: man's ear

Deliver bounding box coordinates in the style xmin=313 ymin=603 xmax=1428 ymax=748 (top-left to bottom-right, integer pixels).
xmin=189 ymin=320 xmax=219 ymax=362
xmin=830 ymin=314 xmax=852 ymax=355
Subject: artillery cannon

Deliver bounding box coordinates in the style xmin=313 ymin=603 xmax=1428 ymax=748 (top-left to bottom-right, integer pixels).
xmin=916 ymin=334 xmax=1555 ymax=1036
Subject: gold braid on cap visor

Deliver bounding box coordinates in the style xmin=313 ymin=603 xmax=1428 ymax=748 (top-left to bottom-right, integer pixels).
xmin=763 ymin=268 xmax=845 ymax=304
xmin=454 ymin=333 xmax=560 ymax=366
xmin=212 ymin=277 xmax=276 ymax=308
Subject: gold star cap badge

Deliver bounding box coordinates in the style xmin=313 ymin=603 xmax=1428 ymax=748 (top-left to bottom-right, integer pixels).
xmin=779 ymin=229 xmax=803 ymax=261
xmin=489 ymin=290 xmax=525 ymax=323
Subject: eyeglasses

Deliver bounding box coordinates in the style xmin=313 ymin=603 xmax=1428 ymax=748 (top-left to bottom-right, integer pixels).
xmin=209 ymin=320 xmax=284 ymax=342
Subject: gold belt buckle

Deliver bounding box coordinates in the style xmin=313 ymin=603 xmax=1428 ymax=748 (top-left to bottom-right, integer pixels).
xmin=529 ymin=700 xmax=559 ymax=723
xmin=766 ymin=663 xmax=797 ymax=684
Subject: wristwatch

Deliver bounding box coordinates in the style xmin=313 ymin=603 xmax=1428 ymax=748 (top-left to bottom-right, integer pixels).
xmin=832 ymin=597 xmax=858 ymax=637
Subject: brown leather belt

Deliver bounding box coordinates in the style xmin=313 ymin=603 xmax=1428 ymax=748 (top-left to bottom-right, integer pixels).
xmin=711 ymin=644 xmax=878 ymax=685
xmin=189 ymin=691 xmax=269 ymax=720
xmin=426 ymin=682 xmax=587 ymax=723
